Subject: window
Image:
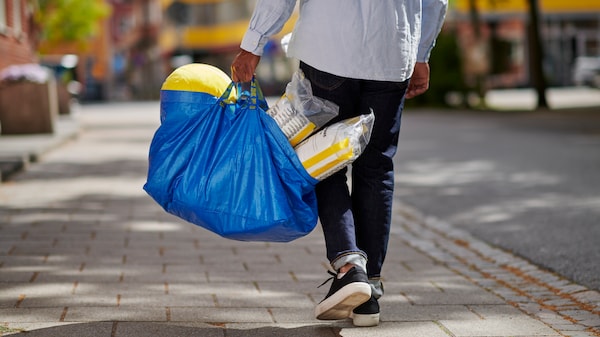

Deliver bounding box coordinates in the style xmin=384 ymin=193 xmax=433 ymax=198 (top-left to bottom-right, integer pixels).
xmin=12 ymin=0 xmax=22 ymax=35
xmin=0 ymin=0 xmax=7 ymax=34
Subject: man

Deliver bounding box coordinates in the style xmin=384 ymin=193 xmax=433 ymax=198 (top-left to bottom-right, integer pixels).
xmin=231 ymin=0 xmax=447 ymax=327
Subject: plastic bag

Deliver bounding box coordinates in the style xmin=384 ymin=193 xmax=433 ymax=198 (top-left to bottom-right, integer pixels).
xmin=294 ymin=112 xmax=375 ymax=181
xmin=144 ymin=69 xmax=319 ymax=242
xmin=266 ymin=69 xmax=339 ymax=146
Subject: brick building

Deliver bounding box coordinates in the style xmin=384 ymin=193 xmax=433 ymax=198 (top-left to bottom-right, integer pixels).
xmin=0 ymin=1 xmax=61 ymax=135
xmin=0 ymin=0 xmax=37 ymax=70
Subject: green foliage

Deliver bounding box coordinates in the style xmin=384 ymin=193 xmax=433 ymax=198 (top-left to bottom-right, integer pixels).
xmin=32 ymin=0 xmax=111 ymax=44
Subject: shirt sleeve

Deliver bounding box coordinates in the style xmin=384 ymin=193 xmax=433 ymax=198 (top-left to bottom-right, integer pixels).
xmin=417 ymin=0 xmax=448 ymax=62
xmin=240 ymin=0 xmax=297 ymax=56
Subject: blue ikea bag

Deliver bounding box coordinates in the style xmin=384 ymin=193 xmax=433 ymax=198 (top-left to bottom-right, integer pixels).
xmin=144 ymin=80 xmax=319 ymax=242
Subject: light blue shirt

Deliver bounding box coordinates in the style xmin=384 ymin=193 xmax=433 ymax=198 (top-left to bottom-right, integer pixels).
xmin=241 ymin=0 xmax=448 ymax=82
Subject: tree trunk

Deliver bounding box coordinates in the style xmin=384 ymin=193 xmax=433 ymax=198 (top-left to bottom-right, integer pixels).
xmin=468 ymin=0 xmax=487 ymax=108
xmin=527 ymin=0 xmax=549 ymax=109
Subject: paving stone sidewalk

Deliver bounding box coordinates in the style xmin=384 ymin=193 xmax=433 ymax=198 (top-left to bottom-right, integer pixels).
xmin=0 ymin=102 xmax=598 ymax=337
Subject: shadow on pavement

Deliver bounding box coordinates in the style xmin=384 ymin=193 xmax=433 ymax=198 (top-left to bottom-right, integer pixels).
xmin=6 ymin=322 xmax=342 ymax=337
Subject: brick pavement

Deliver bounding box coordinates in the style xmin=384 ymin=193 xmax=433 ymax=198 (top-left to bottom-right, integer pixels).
xmin=0 ymin=102 xmax=598 ymax=337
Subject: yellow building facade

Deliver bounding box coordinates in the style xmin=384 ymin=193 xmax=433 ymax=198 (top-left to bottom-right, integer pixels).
xmin=453 ymin=0 xmax=600 ymax=14
xmin=159 ymin=0 xmax=298 ymax=94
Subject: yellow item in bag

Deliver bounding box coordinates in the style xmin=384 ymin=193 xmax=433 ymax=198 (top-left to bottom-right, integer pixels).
xmin=267 ymin=94 xmax=317 ymax=146
xmin=266 ymin=69 xmax=338 ymax=146
xmin=295 ymin=112 xmax=374 ymax=181
xmin=161 ymin=63 xmax=236 ymax=101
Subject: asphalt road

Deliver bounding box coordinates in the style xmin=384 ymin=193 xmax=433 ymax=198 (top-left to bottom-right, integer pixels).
xmin=393 ymin=107 xmax=600 ymax=291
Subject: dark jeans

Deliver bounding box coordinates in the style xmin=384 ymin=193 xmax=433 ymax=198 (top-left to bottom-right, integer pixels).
xmin=300 ymin=62 xmax=409 ymax=279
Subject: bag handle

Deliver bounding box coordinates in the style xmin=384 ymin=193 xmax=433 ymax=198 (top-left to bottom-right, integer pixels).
xmin=234 ymin=77 xmax=268 ymax=110
xmin=219 ymin=82 xmax=237 ymax=107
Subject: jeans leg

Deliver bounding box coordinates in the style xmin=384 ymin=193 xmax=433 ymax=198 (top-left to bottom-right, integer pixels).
xmin=352 ymin=79 xmax=408 ymax=279
xmin=300 ymin=62 xmax=407 ymax=277
xmin=300 ymin=62 xmax=367 ymax=268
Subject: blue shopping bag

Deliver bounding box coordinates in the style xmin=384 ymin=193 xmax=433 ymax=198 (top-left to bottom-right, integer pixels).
xmin=144 ymin=79 xmax=319 ymax=242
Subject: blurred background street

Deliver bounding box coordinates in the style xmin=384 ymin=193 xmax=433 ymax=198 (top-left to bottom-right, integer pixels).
xmin=1 ymin=0 xmax=599 ymax=335
xmin=395 ymin=104 xmax=600 ymax=292
xmin=2 ymin=0 xmax=600 ymax=105
xmin=1 ymin=100 xmax=599 ymax=336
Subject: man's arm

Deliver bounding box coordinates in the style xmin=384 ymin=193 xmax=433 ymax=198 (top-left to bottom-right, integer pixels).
xmin=416 ymin=0 xmax=448 ymax=63
xmin=231 ymin=0 xmax=297 ymax=82
xmin=407 ymin=0 xmax=447 ymax=99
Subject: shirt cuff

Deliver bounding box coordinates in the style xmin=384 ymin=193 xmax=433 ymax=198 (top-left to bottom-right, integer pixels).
xmin=241 ymin=29 xmax=268 ymax=56
xmin=416 ymin=46 xmax=432 ymax=63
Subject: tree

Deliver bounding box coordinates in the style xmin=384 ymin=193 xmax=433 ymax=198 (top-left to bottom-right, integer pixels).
xmin=466 ymin=0 xmax=549 ymax=110
xmin=526 ymin=0 xmax=549 ymax=109
xmin=31 ymin=0 xmax=111 ymax=52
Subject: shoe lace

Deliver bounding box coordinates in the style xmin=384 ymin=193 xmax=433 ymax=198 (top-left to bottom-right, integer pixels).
xmin=317 ymin=270 xmax=337 ymax=288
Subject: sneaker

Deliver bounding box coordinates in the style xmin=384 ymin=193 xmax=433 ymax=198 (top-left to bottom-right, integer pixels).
xmin=315 ymin=267 xmax=372 ymax=320
xmin=351 ymin=295 xmax=380 ymax=327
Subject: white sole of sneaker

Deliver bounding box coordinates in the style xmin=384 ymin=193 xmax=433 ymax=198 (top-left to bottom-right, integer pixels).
xmin=315 ymin=282 xmax=371 ymax=320
xmin=352 ymin=312 xmax=380 ymax=327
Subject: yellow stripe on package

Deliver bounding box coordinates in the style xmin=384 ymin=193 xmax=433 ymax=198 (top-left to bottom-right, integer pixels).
xmin=295 ymin=113 xmax=375 ymax=181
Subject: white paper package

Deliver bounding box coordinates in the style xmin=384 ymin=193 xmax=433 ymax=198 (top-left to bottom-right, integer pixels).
xmin=266 ymin=69 xmax=339 ymax=146
xmin=295 ymin=112 xmax=375 ymax=181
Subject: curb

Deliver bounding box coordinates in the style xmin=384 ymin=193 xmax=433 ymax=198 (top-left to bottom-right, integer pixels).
xmin=393 ymin=202 xmax=600 ymax=337
xmin=0 ymin=116 xmax=80 ymax=181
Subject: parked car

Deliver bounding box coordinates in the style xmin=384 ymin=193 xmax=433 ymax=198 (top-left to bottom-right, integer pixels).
xmin=572 ymin=56 xmax=600 ymax=88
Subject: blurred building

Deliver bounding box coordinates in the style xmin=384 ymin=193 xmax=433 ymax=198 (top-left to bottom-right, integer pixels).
xmin=33 ymin=0 xmax=163 ymax=101
xmin=448 ymin=0 xmax=600 ymax=88
xmin=0 ymin=0 xmax=37 ymax=69
xmin=107 ymin=0 xmax=163 ymax=100
xmin=159 ymin=0 xmax=298 ymax=95
xmin=68 ymin=0 xmax=296 ymax=100
xmin=0 ymin=0 xmax=63 ymax=134
xmin=160 ymin=0 xmax=254 ymax=71
xmin=451 ymin=0 xmax=600 ymax=88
